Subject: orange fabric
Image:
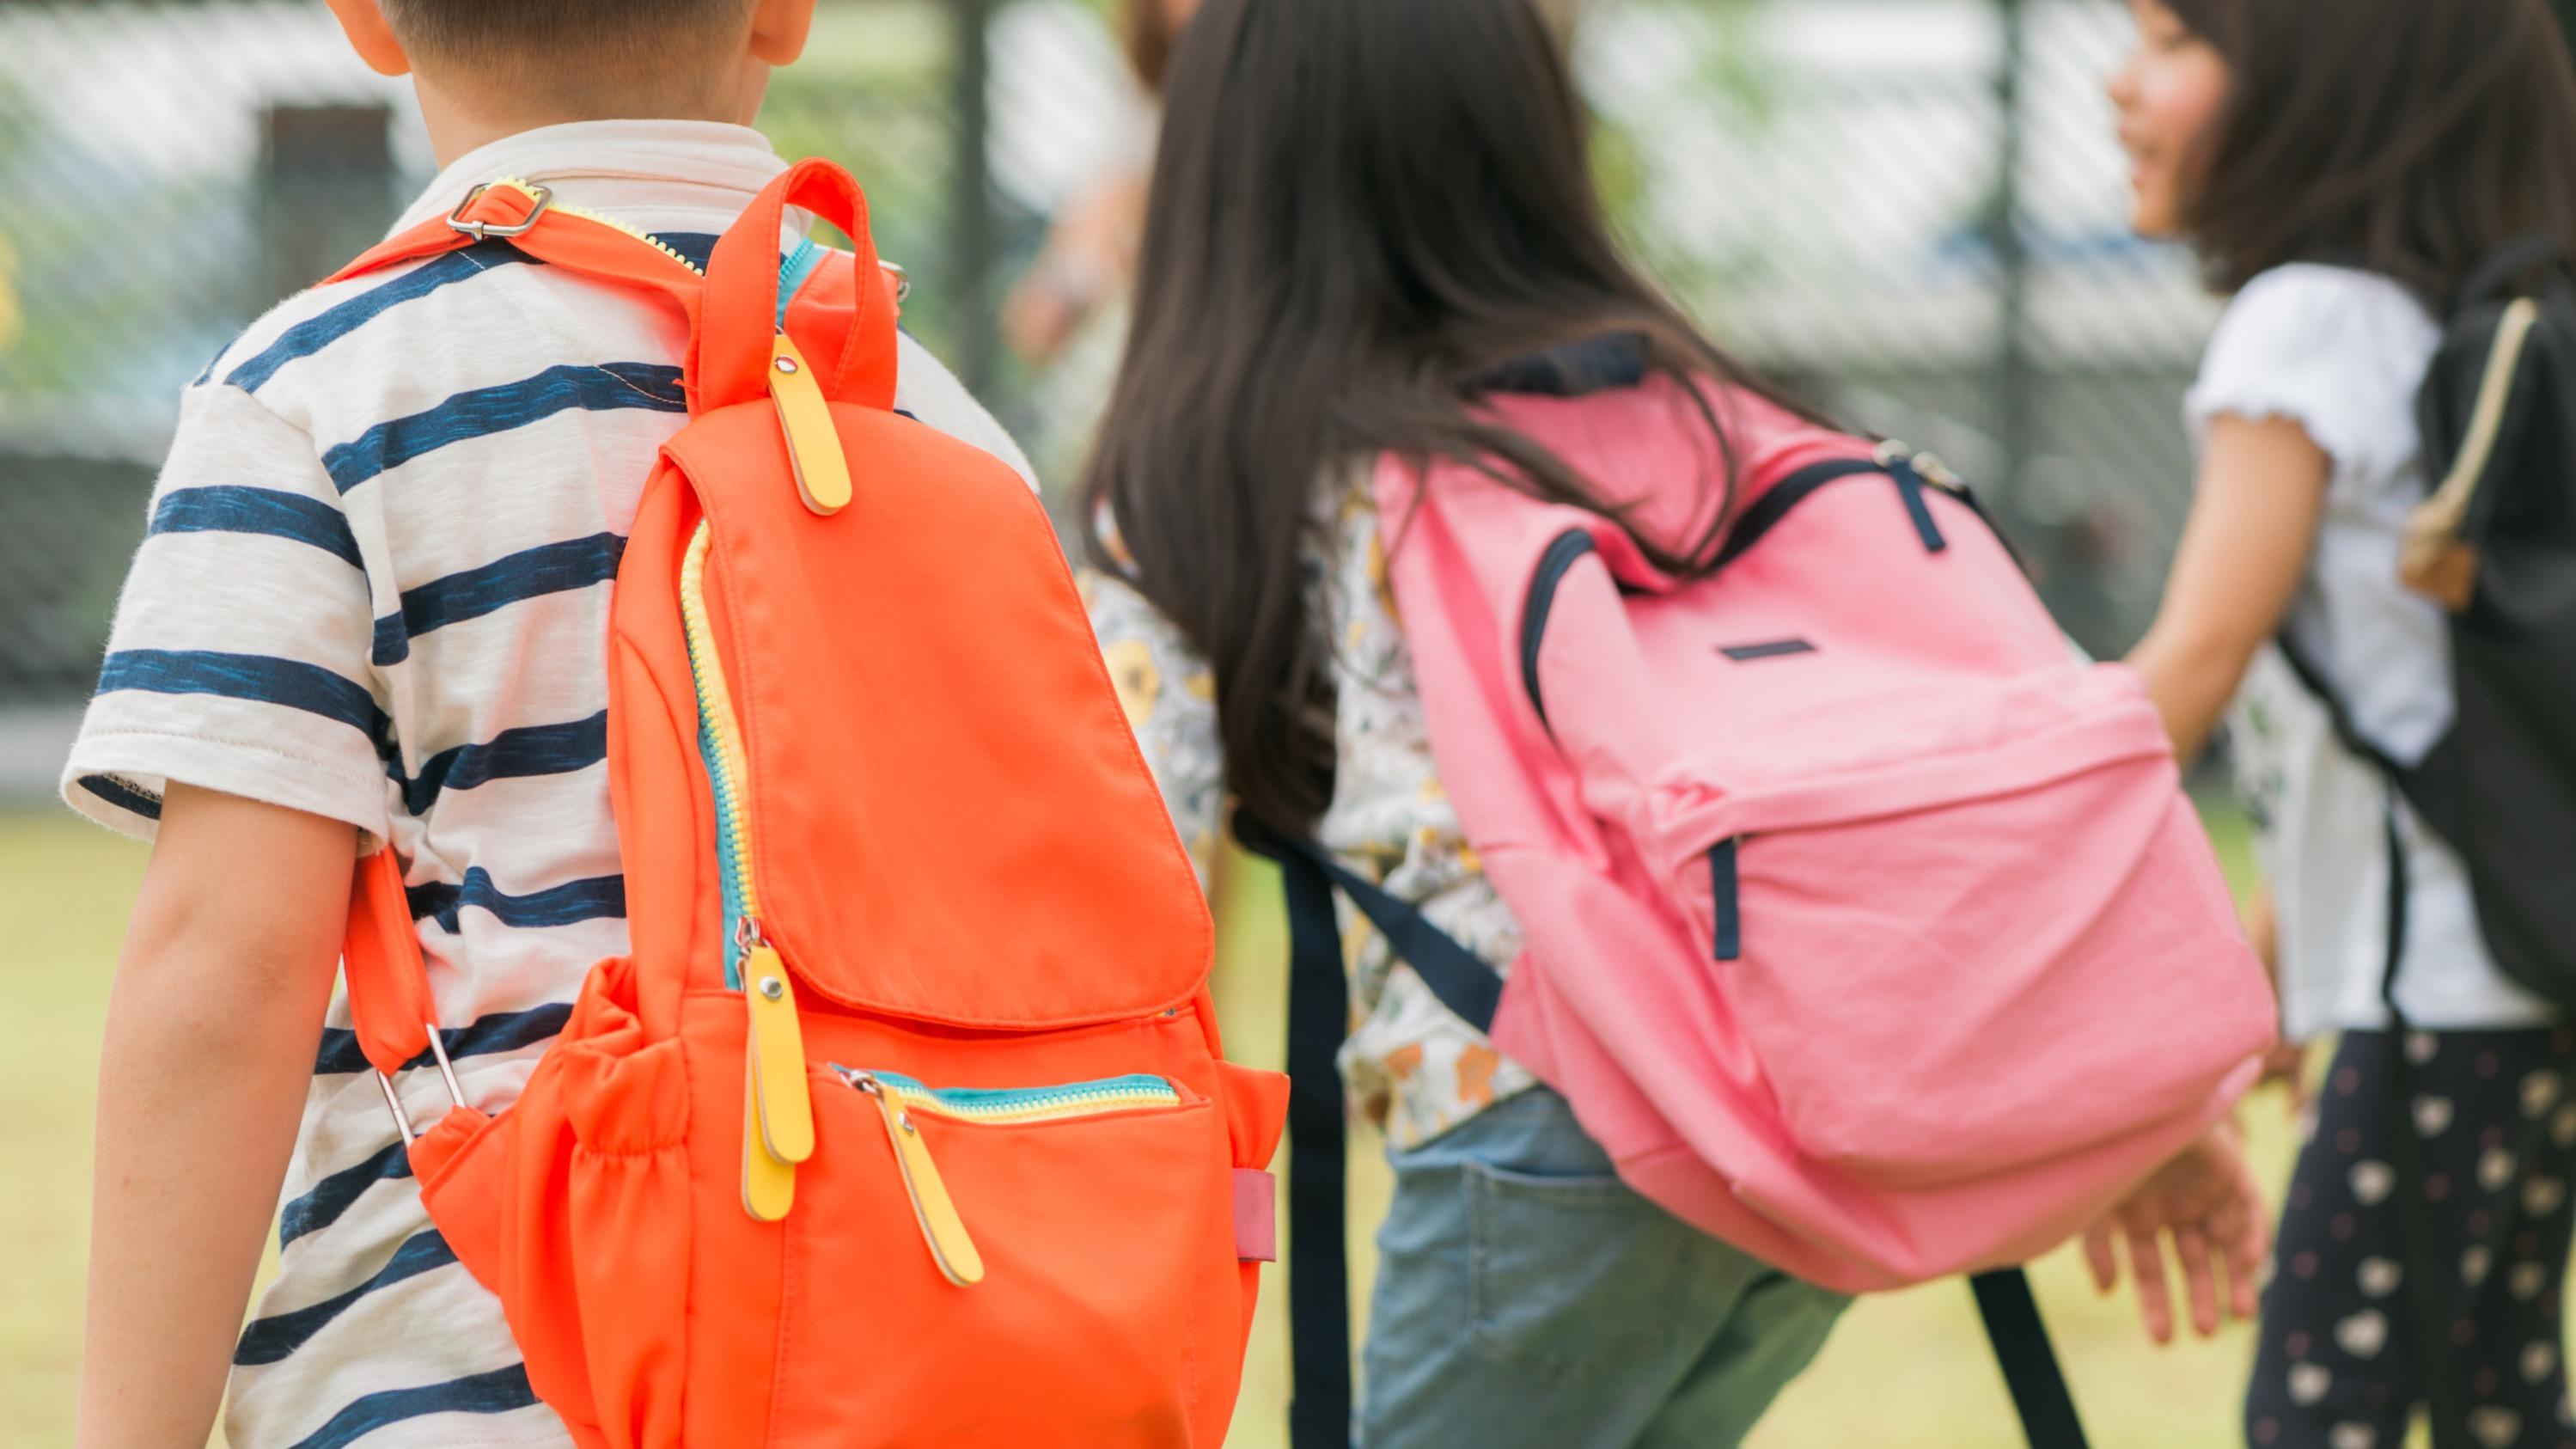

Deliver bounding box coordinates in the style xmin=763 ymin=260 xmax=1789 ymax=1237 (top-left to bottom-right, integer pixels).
xmin=335 ymin=161 xmax=1286 ymax=1446
xmin=343 ymin=848 xmax=431 ymax=1074
xmin=696 ymin=157 xmax=899 ymax=412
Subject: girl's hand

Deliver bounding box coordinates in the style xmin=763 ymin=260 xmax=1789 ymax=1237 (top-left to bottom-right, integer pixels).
xmin=2257 ymin=1037 xmax=2310 ymax=1111
xmin=2240 ymin=883 xmax=2308 ymax=1110
xmin=2081 ymin=1122 xmax=2269 ymax=1344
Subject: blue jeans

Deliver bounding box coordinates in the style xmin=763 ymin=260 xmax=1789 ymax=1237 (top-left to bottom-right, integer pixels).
xmin=1358 ymin=1089 xmax=1848 ymax=1448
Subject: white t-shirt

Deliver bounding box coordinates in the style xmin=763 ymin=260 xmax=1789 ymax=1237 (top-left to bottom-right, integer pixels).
xmin=60 ymin=120 xmax=1030 ymax=1449
xmin=2190 ymin=263 xmax=2554 ymax=1039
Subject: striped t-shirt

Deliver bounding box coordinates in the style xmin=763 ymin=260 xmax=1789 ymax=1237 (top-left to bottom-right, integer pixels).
xmin=60 ymin=120 xmax=1033 ymax=1449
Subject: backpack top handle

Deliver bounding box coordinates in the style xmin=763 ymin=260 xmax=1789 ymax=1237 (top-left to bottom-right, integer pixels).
xmin=698 ymin=158 xmax=900 ymax=417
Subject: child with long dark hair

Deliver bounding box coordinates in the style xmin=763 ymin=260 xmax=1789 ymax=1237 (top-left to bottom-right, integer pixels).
xmin=2109 ymin=2 xmax=2576 ymax=1443
xmin=1085 ymin=0 xmax=2251 ymax=1439
xmin=1079 ymin=2 xmax=1847 ymax=1440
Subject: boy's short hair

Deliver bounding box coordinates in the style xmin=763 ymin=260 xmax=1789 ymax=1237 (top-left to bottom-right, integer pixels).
xmin=381 ymin=0 xmax=756 ymax=73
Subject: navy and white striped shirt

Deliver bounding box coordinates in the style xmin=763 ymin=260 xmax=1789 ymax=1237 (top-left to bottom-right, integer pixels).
xmin=61 ymin=120 xmax=1032 ymax=1449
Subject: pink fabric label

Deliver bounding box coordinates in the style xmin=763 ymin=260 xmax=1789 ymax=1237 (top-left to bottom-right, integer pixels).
xmin=1233 ymin=1169 xmax=1277 ymax=1263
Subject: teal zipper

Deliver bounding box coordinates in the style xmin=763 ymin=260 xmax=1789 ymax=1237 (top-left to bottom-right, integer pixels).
xmin=777 ymin=235 xmax=825 ymax=327
xmin=829 ymin=1067 xmax=1183 ymax=1124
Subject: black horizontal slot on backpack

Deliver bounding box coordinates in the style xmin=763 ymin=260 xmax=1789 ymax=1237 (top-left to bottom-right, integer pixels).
xmin=1719 ymin=639 xmax=1817 ymax=663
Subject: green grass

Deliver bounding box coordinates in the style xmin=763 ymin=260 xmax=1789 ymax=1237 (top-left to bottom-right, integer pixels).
xmin=0 ymin=816 xmax=147 ymax=1448
xmin=0 ymin=804 xmax=2339 ymax=1447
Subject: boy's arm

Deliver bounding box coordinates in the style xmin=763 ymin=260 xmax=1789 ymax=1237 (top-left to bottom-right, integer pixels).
xmin=76 ymin=786 xmax=356 ymax=1449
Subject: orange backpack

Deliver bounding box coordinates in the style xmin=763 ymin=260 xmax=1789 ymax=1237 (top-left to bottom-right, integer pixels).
xmin=334 ymin=160 xmax=1290 ymax=1447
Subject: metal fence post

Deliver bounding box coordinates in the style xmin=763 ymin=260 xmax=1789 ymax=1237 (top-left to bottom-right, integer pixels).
xmin=949 ymin=0 xmax=998 ymax=397
xmin=259 ymin=103 xmax=398 ymax=310
xmin=1988 ymin=0 xmax=2030 ymax=512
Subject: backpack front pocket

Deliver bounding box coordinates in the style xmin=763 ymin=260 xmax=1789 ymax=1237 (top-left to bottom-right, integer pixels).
xmin=1662 ymin=708 xmax=2271 ymax=1189
xmin=768 ymin=1066 xmax=1232 ymax=1446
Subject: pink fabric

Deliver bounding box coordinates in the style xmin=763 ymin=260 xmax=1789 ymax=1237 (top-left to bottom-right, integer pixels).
xmin=1375 ymin=378 xmax=2274 ymax=1293
xmin=1233 ymin=1169 xmax=1277 ymax=1263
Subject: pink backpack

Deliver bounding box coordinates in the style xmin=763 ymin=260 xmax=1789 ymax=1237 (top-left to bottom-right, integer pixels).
xmin=1242 ymin=368 xmax=2273 ymax=1446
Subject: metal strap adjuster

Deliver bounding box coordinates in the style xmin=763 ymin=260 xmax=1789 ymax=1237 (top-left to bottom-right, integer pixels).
xmin=375 ymin=1024 xmax=467 ymax=1145
xmin=446 ymin=181 xmax=553 ymax=242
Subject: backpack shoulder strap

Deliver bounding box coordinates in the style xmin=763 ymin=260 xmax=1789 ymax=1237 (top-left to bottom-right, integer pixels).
xmin=330 ymin=181 xmax=712 ymax=390
xmin=2454 ymin=235 xmax=2566 ymax=311
xmin=2270 ymin=631 xmax=2405 ymax=775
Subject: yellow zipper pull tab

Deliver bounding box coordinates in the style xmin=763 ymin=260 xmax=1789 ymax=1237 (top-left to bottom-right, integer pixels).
xmin=768 ymin=335 xmax=852 ymax=517
xmin=742 ymin=1049 xmax=796 ymax=1223
xmin=856 ymin=1073 xmax=986 ymax=1287
xmin=742 ymin=923 xmax=814 ymax=1166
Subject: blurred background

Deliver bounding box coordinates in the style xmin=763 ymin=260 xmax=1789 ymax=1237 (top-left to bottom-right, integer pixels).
xmin=0 ymin=1 xmax=2552 ymax=1445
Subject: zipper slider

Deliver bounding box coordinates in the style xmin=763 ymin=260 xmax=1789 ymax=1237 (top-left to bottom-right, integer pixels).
xmin=851 ymin=1071 xmax=986 ymax=1287
xmin=740 ymin=918 xmax=813 ymax=1226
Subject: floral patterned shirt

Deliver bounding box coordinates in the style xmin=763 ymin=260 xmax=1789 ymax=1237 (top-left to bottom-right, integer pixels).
xmin=1084 ymin=479 xmax=1539 ymax=1149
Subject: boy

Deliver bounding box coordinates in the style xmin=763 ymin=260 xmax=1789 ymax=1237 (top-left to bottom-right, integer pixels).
xmin=64 ymin=3 xmax=1030 ymax=1445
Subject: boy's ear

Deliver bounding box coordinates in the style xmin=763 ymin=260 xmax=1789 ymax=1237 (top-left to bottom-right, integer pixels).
xmin=322 ymin=0 xmax=412 ymax=78
xmin=748 ymin=0 xmax=820 ymax=65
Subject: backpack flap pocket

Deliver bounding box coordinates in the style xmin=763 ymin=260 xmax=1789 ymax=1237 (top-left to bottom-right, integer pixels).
xmin=662 ymin=406 xmax=1213 ymax=1032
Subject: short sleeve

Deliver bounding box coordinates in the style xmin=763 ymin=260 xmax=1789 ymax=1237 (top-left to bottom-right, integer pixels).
xmin=2183 ymin=264 xmax=2441 ymax=482
xmin=893 ymin=333 xmax=1039 ymax=492
xmin=61 ymin=382 xmax=392 ymax=846
xmin=1082 ymin=567 xmax=1226 ymax=888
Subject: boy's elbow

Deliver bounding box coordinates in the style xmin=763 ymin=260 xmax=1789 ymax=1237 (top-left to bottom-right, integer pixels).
xmin=118 ymin=788 xmax=359 ymax=1016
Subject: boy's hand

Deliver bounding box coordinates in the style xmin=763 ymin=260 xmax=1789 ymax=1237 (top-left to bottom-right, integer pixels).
xmin=2081 ymin=1122 xmax=2269 ymax=1345
xmin=76 ymin=786 xmax=356 ymax=1449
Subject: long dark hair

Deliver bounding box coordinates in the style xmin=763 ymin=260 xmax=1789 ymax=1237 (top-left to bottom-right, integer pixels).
xmin=2166 ymin=0 xmax=2576 ymax=301
xmin=1083 ymin=0 xmax=1807 ymax=835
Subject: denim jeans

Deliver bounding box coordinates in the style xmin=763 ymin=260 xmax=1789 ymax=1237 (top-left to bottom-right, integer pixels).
xmin=1357 ymin=1088 xmax=1848 ymax=1449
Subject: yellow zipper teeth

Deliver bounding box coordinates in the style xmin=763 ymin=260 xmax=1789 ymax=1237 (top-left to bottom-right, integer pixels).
xmin=487 ymin=175 xmax=707 ymax=277
xmin=680 ymin=523 xmax=759 ymax=921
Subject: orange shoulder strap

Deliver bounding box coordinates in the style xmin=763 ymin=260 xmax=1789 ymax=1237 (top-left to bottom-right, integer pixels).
xmin=332 ymin=180 xmax=713 ymax=407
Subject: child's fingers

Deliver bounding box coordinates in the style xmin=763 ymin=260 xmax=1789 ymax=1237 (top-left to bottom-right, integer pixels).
xmin=2176 ymin=1228 xmax=2221 ymax=1337
xmin=2226 ymin=1197 xmax=2271 ymax=1321
xmin=2084 ymin=1220 xmax=2121 ymax=1294
xmin=2228 ymin=1239 xmax=2262 ymax=1322
xmin=2127 ymin=1226 xmax=2176 ymax=1344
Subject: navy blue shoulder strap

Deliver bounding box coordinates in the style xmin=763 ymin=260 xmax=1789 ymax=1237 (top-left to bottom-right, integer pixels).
xmin=1234 ymin=816 xmax=1505 ymax=1033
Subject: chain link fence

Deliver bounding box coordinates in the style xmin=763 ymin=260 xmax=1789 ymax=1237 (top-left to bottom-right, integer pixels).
xmin=0 ymin=0 xmax=2215 ymax=759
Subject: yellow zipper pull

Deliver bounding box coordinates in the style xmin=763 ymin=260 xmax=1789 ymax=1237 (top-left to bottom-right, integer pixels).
xmin=856 ymin=1073 xmax=986 ymax=1287
xmin=742 ymin=1049 xmax=796 ymax=1223
xmin=742 ymin=923 xmax=814 ymax=1166
xmin=768 ymin=335 xmax=852 ymax=517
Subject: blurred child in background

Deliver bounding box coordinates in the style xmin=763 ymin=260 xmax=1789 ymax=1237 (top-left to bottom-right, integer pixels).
xmin=2110 ymin=1 xmax=2576 ymax=1442
xmin=1001 ymin=0 xmax=1194 ymax=366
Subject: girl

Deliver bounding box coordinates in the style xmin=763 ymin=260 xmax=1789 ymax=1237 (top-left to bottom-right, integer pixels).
xmin=2109 ymin=2 xmax=2576 ymax=1444
xmin=1088 ymin=0 xmax=2251 ymax=1440
xmin=1079 ymin=2 xmax=1847 ymax=1441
